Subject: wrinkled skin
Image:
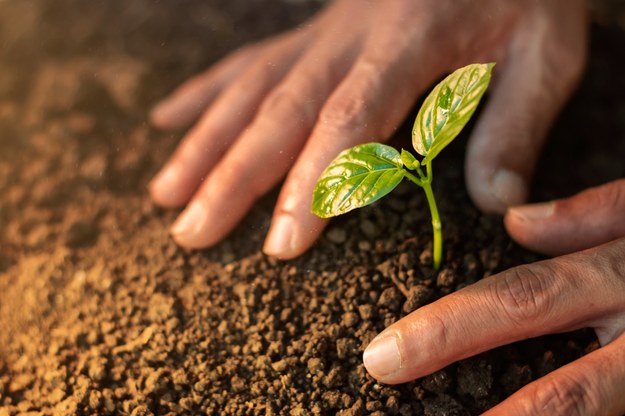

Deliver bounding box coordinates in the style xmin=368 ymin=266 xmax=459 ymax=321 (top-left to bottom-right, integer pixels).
xmin=148 ymin=0 xmax=625 ymax=413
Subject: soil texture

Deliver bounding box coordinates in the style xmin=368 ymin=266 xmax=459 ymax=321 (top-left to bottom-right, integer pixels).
xmin=1 ymin=1 xmax=625 ymax=415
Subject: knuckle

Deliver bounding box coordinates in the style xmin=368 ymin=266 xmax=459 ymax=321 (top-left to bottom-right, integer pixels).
xmin=234 ymin=68 xmax=270 ymax=95
xmin=532 ymin=5 xmax=587 ymax=92
xmin=177 ymin=134 xmax=206 ymax=162
xmin=595 ymin=180 xmax=625 ymax=214
xmin=422 ymin=310 xmax=451 ymax=355
xmin=210 ymin=157 xmax=271 ymax=202
xmin=260 ymin=88 xmax=298 ymax=114
xmin=529 ymin=32 xmax=586 ymax=107
xmin=548 ymin=43 xmax=586 ymax=88
xmin=258 ymin=85 xmax=313 ymax=125
xmin=204 ymin=161 xmax=246 ymax=198
xmin=431 ymin=314 xmax=449 ymax=350
xmin=609 ymin=239 xmax=625 ymax=275
xmin=319 ymin=93 xmax=369 ymax=134
xmin=492 ymin=263 xmax=554 ymax=325
xmin=232 ymin=58 xmax=282 ymax=96
xmin=318 ymin=60 xmax=382 ymax=134
xmin=528 ymin=375 xmax=597 ymax=416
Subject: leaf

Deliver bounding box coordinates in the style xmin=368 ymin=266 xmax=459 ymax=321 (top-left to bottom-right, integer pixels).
xmin=412 ymin=63 xmax=494 ymax=164
xmin=400 ymin=149 xmax=419 ymax=170
xmin=312 ymin=143 xmax=405 ymax=218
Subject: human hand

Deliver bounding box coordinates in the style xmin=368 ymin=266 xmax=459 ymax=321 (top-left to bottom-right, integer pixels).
xmin=363 ymin=179 xmax=625 ymax=415
xmin=148 ymin=0 xmax=587 ymax=258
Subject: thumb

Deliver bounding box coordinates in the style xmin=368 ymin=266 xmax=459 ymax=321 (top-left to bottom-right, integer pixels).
xmin=465 ymin=6 xmax=587 ymax=213
xmin=504 ymin=179 xmax=625 ymax=256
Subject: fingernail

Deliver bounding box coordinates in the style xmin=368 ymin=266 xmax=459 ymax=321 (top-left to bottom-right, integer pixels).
xmin=171 ymin=201 xmax=206 ymax=238
xmin=263 ymin=215 xmax=294 ymax=257
xmin=149 ymin=166 xmax=180 ymax=201
xmin=363 ymin=335 xmax=402 ymax=378
xmin=508 ymin=201 xmax=555 ymax=222
xmin=491 ymin=169 xmax=527 ymax=208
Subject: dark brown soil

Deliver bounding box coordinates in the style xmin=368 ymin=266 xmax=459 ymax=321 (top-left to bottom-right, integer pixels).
xmin=1 ymin=1 xmax=624 ymax=415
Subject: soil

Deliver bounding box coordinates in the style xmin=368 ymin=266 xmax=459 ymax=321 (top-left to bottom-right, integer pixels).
xmin=1 ymin=1 xmax=624 ymax=415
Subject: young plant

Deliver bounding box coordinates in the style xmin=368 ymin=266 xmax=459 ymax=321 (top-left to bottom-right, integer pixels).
xmin=311 ymin=63 xmax=494 ymax=270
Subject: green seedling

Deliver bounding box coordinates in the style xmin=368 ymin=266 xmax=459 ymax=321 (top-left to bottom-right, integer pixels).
xmin=312 ymin=63 xmax=494 ymax=270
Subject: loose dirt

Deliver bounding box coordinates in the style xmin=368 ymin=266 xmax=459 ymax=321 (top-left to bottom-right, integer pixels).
xmin=1 ymin=1 xmax=624 ymax=415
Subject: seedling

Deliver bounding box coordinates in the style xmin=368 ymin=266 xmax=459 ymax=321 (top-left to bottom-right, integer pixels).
xmin=312 ymin=63 xmax=494 ymax=269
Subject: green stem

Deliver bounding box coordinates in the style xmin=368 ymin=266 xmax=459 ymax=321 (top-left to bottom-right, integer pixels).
xmin=403 ymin=170 xmax=424 ymax=187
xmin=403 ymin=166 xmax=442 ymax=270
xmin=422 ymin=180 xmax=442 ymax=270
xmin=414 ymin=164 xmax=427 ymax=181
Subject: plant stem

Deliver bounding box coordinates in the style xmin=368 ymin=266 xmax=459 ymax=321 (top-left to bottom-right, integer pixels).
xmin=403 ymin=170 xmax=424 ymax=187
xmin=424 ymin=162 xmax=442 ymax=269
xmin=403 ymin=165 xmax=442 ymax=270
xmin=422 ymin=180 xmax=442 ymax=270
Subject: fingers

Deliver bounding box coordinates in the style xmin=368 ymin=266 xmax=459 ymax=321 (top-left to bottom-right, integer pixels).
xmin=263 ymin=30 xmax=440 ymax=258
xmin=148 ymin=32 xmax=311 ymax=208
xmin=167 ymin=20 xmax=365 ymax=248
xmin=505 ymin=179 xmax=625 ymax=256
xmin=465 ymin=2 xmax=587 ymax=213
xmin=149 ymin=0 xmax=337 ymax=131
xmin=362 ymin=239 xmax=625 ymax=384
xmin=484 ymin=335 xmax=625 ymax=416
xmin=150 ymin=44 xmax=264 ymax=131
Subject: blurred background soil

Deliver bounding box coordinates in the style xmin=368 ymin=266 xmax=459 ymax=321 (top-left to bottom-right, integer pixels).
xmin=0 ymin=1 xmax=624 ymax=415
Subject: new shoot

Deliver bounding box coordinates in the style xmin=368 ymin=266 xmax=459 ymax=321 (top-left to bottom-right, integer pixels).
xmin=311 ymin=63 xmax=494 ymax=269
